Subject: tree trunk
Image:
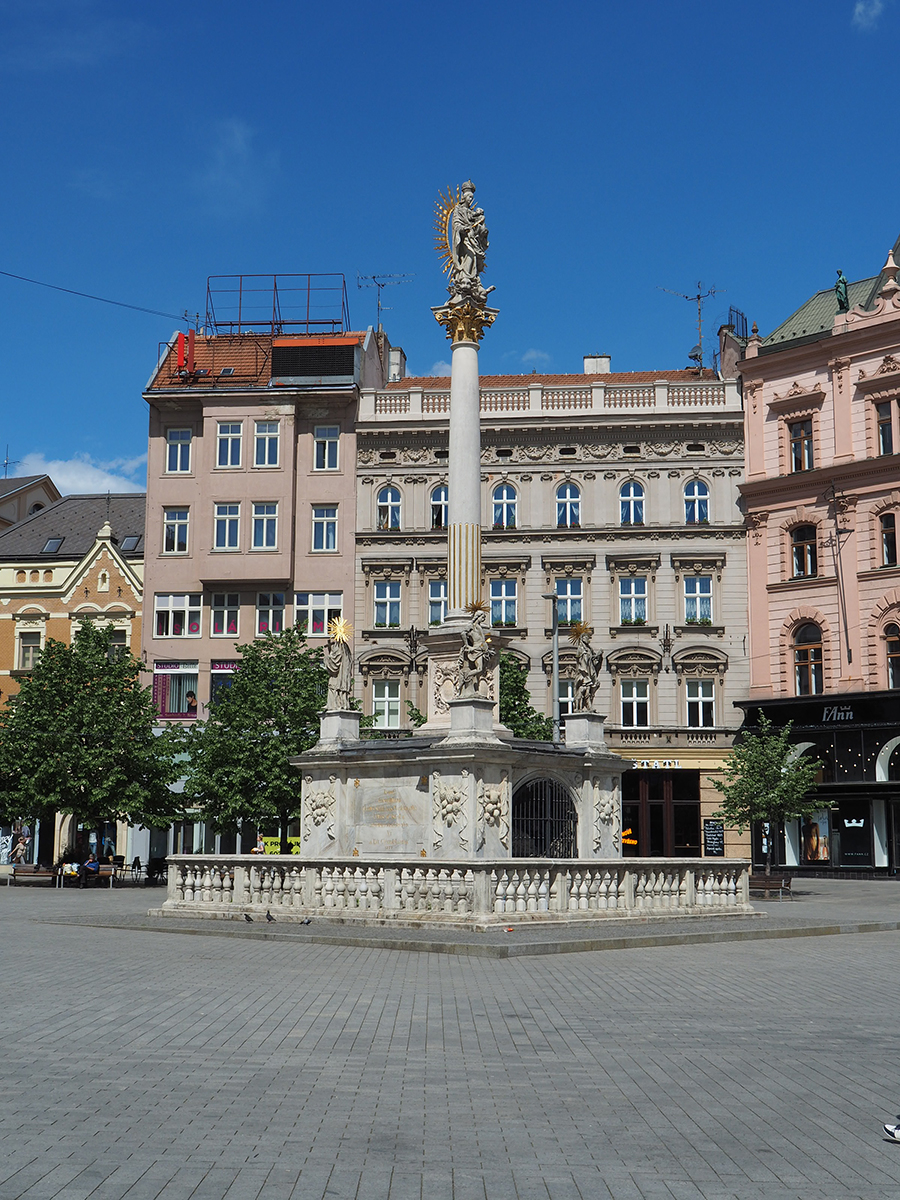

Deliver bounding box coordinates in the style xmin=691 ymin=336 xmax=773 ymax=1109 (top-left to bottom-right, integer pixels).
xmin=279 ymin=811 xmax=291 ymax=856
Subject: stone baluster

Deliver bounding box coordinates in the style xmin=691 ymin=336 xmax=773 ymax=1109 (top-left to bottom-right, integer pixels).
xmin=221 ymin=867 xmax=233 ymax=905
xmin=271 ymin=867 xmax=283 ymax=908
xmin=183 ymin=865 xmax=196 ymax=903
xmin=210 ymin=867 xmax=222 ymax=905
xmin=725 ymin=870 xmax=737 ymax=906
xmin=526 ymin=870 xmax=538 ymax=913
xmin=537 ymin=871 xmax=549 ymax=913
xmin=334 ymin=869 xmax=347 ymax=909
xmin=323 ymin=866 xmax=335 ymax=908
xmin=493 ymin=870 xmax=507 ymax=914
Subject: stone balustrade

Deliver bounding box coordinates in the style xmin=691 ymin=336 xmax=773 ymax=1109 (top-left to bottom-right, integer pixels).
xmin=160 ymin=856 xmax=751 ymax=923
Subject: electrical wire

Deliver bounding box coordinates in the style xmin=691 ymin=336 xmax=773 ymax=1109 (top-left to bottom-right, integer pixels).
xmin=0 ymin=268 xmax=189 ymax=324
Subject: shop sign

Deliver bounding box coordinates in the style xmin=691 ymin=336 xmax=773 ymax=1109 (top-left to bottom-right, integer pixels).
xmin=636 ymin=760 xmax=681 ymax=770
xmin=821 ymin=705 xmax=853 ymax=722
xmin=703 ymin=819 xmax=725 ymax=856
xmin=621 ymin=825 xmax=638 ymax=848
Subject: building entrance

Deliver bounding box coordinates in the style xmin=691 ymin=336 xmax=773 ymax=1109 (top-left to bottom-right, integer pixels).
xmin=621 ymin=770 xmax=701 ymax=857
xmin=511 ymin=779 xmax=578 ymax=857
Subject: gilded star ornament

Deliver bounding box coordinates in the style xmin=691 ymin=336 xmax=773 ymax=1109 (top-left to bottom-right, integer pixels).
xmin=328 ymin=617 xmax=354 ymax=644
xmin=567 ymin=621 xmax=594 ymax=644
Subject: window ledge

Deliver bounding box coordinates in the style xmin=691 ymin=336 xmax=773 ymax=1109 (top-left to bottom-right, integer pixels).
xmin=767 ymin=576 xmax=832 ymax=591
xmin=490 ymin=626 xmax=527 ymax=637
xmin=609 ymin=624 xmax=659 ymax=638
xmin=361 ymin=627 xmax=408 ymax=639
xmin=674 ymin=624 xmax=725 ymax=638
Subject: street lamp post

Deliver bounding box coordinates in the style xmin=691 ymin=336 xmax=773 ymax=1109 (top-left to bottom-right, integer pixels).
xmin=541 ymin=592 xmax=560 ymax=744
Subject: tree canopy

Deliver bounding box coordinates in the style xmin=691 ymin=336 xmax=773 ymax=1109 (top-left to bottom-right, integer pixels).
xmin=0 ymin=622 xmax=183 ymax=833
xmin=498 ymin=652 xmax=554 ymax=741
xmin=712 ymin=713 xmax=823 ymax=873
xmin=181 ymin=627 xmax=326 ymax=852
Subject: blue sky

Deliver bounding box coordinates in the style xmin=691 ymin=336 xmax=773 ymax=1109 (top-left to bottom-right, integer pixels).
xmin=0 ymin=0 xmax=895 ymax=493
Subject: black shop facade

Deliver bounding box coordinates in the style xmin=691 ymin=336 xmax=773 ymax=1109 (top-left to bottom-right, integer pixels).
xmin=739 ymin=692 xmax=900 ymax=875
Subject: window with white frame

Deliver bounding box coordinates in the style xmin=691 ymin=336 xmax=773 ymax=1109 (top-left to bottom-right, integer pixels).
xmin=377 ymin=486 xmax=401 ymax=530
xmin=556 ymin=483 xmax=580 ymax=528
xmin=558 ymin=679 xmax=575 ymax=718
xmin=153 ymin=661 xmax=199 ymax=719
xmin=166 ymin=429 xmax=191 ymax=473
xmin=211 ymin=593 xmax=239 ymax=637
xmin=620 ymin=481 xmax=644 ymax=525
xmin=493 ymin=484 xmax=517 ymax=529
xmin=314 ymin=425 xmax=339 ymax=471
xmin=619 ymin=576 xmax=647 ymax=624
xmin=252 ymin=502 xmax=277 ymax=549
xmin=214 ymin=503 xmax=240 ymax=550
xmin=256 ymin=593 xmax=285 ymax=635
xmin=428 ymin=579 xmax=447 ymax=625
xmin=18 ymin=631 xmax=41 ymax=670
xmin=684 ymin=480 xmax=709 ymax=523
xmin=295 ymin=592 xmax=342 ymax=636
xmin=490 ymin=579 xmax=517 ymax=626
xmin=312 ymin=506 xmax=337 ymax=551
xmin=373 ymin=680 xmax=400 ymax=728
xmin=210 ymin=661 xmax=237 ymax=704
xmin=684 ymin=576 xmax=712 ymax=623
xmin=877 ymin=402 xmax=895 ymax=456
xmin=431 ymin=485 xmax=448 ymax=530
xmin=886 ymin=623 xmax=900 ymax=688
xmin=793 ymin=623 xmax=823 ymax=695
xmin=217 ymin=422 xmax=242 ymax=468
xmin=155 ymin=594 xmax=201 ymax=638
xmin=374 ymin=580 xmax=401 ymax=627
xmin=882 ymin=514 xmax=897 ymax=567
xmin=686 ymin=679 xmax=715 ymax=727
xmin=620 ymin=680 xmax=649 ymax=726
xmin=108 ymin=629 xmax=128 ymax=661
xmin=163 ymin=508 xmax=189 ymax=554
xmin=254 ymin=421 xmax=279 ymax=467
xmin=555 ymin=577 xmax=582 ymax=626
xmin=791 ymin=526 xmax=817 ymax=578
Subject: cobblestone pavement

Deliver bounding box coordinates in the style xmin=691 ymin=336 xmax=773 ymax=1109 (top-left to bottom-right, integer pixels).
xmin=3 ymin=884 xmax=900 ymax=1199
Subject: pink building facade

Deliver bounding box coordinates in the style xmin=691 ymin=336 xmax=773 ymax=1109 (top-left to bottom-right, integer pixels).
xmin=732 ymin=241 xmax=900 ymax=873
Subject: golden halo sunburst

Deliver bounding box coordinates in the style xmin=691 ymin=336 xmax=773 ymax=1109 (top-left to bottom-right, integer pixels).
xmin=433 ymin=185 xmax=459 ymax=276
xmin=567 ymin=621 xmax=594 ymax=644
xmin=465 ymin=598 xmax=490 ymax=615
xmin=328 ymin=617 xmax=354 ymax=644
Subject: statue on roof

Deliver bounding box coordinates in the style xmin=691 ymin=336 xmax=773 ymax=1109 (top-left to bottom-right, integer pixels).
xmin=434 ymin=181 xmax=495 ymax=309
xmin=835 ymin=270 xmax=850 ymax=314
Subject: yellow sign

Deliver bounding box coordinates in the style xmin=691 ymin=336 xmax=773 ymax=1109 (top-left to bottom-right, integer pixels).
xmin=261 ymin=837 xmax=302 ymax=855
xmin=621 ymin=826 xmax=638 ymax=847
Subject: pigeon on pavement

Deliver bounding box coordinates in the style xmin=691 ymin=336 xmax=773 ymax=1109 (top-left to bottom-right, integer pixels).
xmin=243 ymin=913 xmax=254 ymax=923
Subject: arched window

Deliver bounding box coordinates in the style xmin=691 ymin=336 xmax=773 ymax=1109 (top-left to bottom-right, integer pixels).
xmin=886 ymin=623 xmax=900 ymax=689
xmin=431 ymin=485 xmax=448 ymax=530
xmin=493 ymin=483 xmax=517 ymax=529
xmin=377 ymin=486 xmax=401 ymax=531
xmin=556 ymin=483 xmax=580 ymax=528
xmin=793 ymin=623 xmax=823 ymax=695
xmin=620 ymin=481 xmax=644 ymax=526
xmin=791 ymin=525 xmax=818 ymax=578
xmin=684 ymin=480 xmax=708 ymax=524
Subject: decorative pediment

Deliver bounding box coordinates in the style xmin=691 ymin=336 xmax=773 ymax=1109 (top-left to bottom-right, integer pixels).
xmin=672 ymin=646 xmax=728 ymax=679
xmin=856 ymin=355 xmax=900 ymax=396
xmin=767 ymin=380 xmax=825 ymax=413
xmin=606 ymin=554 xmax=660 ymax=580
xmin=541 ymin=555 xmax=596 ymax=583
xmin=606 ymin=647 xmax=662 ymax=677
xmin=670 ymin=554 xmax=725 ymax=580
xmin=482 ymin=556 xmax=530 ymax=586
xmin=357 ymin=647 xmax=413 ymax=679
xmin=361 ymin=558 xmax=413 ymax=585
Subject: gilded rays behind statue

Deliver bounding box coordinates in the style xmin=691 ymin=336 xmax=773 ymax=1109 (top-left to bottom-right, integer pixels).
xmin=433 ymin=180 xmax=493 ymax=308
xmin=327 ymin=616 xmax=353 ymax=644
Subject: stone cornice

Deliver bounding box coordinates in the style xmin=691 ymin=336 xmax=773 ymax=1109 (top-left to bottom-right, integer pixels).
xmin=739 ymin=455 xmax=900 ymax=500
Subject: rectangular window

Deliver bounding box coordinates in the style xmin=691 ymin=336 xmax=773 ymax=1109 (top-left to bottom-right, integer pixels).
xmin=555 ymin=577 xmax=582 ymax=626
xmin=217 ymin=422 xmax=242 ymax=468
xmin=620 ymin=680 xmax=649 ymax=727
xmin=877 ymin=403 xmax=894 ymax=456
xmin=210 ymin=662 xmax=237 ymax=704
xmin=373 ymin=680 xmax=400 ymax=728
xmin=166 ymin=429 xmax=191 ymax=473
xmin=163 ymin=508 xmax=189 ymax=554
xmin=619 ymin=577 xmax=647 ymax=624
xmin=789 ymin=419 xmax=813 ymax=472
xmin=558 ymin=679 xmax=575 ymax=718
xmin=312 ymin=506 xmax=337 ymax=551
xmin=252 ymin=502 xmax=278 ymax=549
xmin=254 ymin=421 xmax=279 ymax=467
xmin=18 ymin=632 xmax=41 ymax=670
xmin=152 ymin=662 xmax=199 ymax=719
xmin=684 ymin=576 xmax=712 ymax=623
xmin=314 ymin=425 xmax=340 ymax=471
xmin=108 ymin=630 xmax=128 ymax=661
xmin=374 ymin=580 xmax=401 ymax=627
xmin=490 ymin=579 xmax=517 ymax=626
xmin=686 ymin=679 xmax=715 ymax=727
xmin=295 ymin=592 xmax=342 ymax=636
xmin=256 ymin=593 xmax=285 ymax=635
xmin=214 ymin=503 xmax=240 ymax=550
xmin=155 ymin=594 xmax=202 ymax=638
xmin=428 ymin=580 xmax=448 ymax=626
xmin=882 ymin=514 xmax=897 ymax=567
xmin=211 ymin=593 xmax=240 ymax=637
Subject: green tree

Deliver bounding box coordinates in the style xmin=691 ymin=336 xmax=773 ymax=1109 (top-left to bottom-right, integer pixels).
xmin=0 ymin=622 xmax=183 ymax=840
xmin=712 ymin=714 xmax=823 ymax=876
xmin=498 ymin=652 xmax=554 ymax=741
xmin=181 ymin=627 xmax=326 ymax=853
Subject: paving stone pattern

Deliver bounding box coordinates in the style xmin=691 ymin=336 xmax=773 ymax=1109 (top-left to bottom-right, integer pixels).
xmin=3 ymin=886 xmax=900 ymax=1199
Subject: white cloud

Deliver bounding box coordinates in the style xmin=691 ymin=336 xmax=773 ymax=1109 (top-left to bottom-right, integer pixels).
xmin=428 ymin=360 xmax=452 ymax=376
xmin=190 ymin=120 xmax=278 ymax=218
xmin=852 ymin=0 xmax=884 ymax=28
xmin=0 ymin=8 xmax=148 ymax=72
xmin=522 ymin=348 xmax=551 ymax=365
xmin=14 ymin=452 xmax=146 ymax=496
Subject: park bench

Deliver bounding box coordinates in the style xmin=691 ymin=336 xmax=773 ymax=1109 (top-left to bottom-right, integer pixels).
xmin=8 ymin=865 xmax=57 ymax=886
xmin=748 ymin=873 xmax=793 ymax=900
xmin=56 ymin=864 xmax=115 ymax=889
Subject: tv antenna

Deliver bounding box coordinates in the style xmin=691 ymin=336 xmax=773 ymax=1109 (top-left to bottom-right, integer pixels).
xmin=658 ymin=280 xmax=722 ymax=370
xmin=2 ymin=446 xmax=20 ymax=479
xmin=357 ymin=273 xmax=414 ymax=330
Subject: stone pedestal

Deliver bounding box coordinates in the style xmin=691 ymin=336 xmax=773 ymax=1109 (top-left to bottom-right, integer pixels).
xmin=563 ymin=712 xmax=608 ymax=751
xmin=316 ymin=709 xmax=361 ymax=747
xmin=441 ymin=697 xmax=501 ymax=744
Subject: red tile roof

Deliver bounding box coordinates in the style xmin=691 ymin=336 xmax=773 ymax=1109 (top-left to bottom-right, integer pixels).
xmin=149 ymin=331 xmax=369 ymax=390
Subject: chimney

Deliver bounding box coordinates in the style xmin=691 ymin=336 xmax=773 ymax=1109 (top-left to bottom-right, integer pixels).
xmin=583 ymin=354 xmax=611 ymax=375
xmin=388 ymin=346 xmax=407 ymax=382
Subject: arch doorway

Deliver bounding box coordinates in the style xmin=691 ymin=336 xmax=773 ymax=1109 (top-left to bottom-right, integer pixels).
xmin=511 ymin=779 xmax=578 ymax=858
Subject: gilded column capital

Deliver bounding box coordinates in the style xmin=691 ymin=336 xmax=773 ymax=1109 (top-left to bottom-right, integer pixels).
xmin=432 ymin=301 xmax=499 ymax=344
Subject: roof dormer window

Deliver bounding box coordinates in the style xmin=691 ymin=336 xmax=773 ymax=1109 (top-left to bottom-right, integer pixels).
xmin=41 ymin=537 xmax=63 ymax=553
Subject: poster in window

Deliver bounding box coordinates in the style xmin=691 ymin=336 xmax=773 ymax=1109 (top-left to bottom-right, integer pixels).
xmin=800 ymin=809 xmax=830 ymax=863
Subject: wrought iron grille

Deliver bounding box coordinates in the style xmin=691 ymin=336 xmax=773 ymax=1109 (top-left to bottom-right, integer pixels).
xmin=511 ymin=779 xmax=578 ymax=858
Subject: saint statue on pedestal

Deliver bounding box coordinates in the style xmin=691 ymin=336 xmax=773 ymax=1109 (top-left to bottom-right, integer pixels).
xmin=456 ymin=606 xmax=495 ymax=699
xmin=324 ymin=617 xmax=354 ymax=711
xmin=570 ymin=623 xmax=603 ymax=713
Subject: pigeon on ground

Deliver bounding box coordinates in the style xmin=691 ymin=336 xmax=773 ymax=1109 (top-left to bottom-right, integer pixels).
xmin=243 ymin=913 xmax=254 ymax=923
xmin=266 ymin=910 xmax=276 ymax=923
xmin=300 ymin=917 xmax=312 ymax=926
xmin=883 ymin=1119 xmax=900 ymax=1141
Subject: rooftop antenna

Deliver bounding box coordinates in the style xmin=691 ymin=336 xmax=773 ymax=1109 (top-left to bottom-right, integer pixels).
xmin=2 ymin=446 xmax=20 ymax=479
xmin=658 ymin=281 xmax=722 ymax=370
xmin=357 ymin=273 xmax=415 ymax=331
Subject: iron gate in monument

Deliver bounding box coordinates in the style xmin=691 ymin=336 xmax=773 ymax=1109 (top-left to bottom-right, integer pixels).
xmin=511 ymin=779 xmax=578 ymax=857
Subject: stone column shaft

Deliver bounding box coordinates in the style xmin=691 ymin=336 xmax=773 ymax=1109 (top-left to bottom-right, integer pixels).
xmin=447 ymin=339 xmax=482 ymax=613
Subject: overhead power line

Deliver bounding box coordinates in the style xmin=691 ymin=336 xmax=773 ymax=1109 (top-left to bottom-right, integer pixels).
xmin=0 ymin=268 xmax=190 ymax=324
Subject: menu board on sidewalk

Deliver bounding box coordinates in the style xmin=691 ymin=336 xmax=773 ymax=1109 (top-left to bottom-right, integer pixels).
xmin=703 ymin=819 xmax=725 ymax=856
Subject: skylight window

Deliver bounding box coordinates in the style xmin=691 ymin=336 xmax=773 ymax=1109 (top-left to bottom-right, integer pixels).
xmin=120 ymin=535 xmax=141 ymax=552
xmin=41 ymin=537 xmax=63 ymax=553
xmin=219 ymin=367 xmax=235 ymax=376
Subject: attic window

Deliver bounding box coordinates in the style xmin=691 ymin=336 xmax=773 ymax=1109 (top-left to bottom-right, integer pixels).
xmin=379 ymin=450 xmax=396 ymax=460
xmin=560 ymin=447 xmax=576 ymax=456
xmin=41 ymin=537 xmax=63 ymax=553
xmin=496 ymin=448 xmax=513 ymax=458
xmin=219 ymin=367 xmax=235 ymax=377
xmin=120 ymin=536 xmax=141 ymax=552
xmin=195 ymin=369 xmax=210 ymax=376
xmin=687 ymin=443 xmax=706 ymax=452
xmin=623 ymin=445 xmax=640 ymax=455
xmin=435 ymin=449 xmax=449 ymax=460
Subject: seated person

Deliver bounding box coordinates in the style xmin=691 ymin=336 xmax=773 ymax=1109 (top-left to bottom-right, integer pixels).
xmin=78 ymin=853 xmax=100 ymax=887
